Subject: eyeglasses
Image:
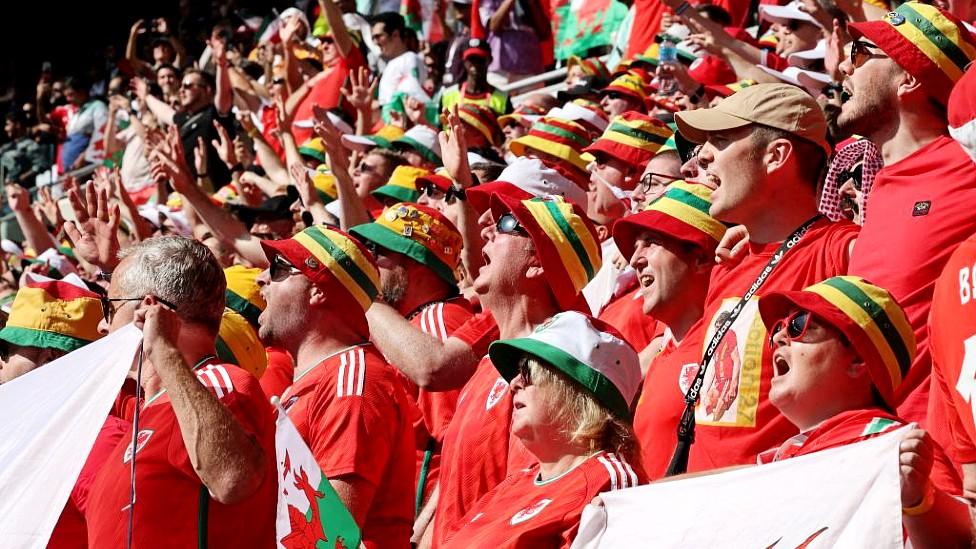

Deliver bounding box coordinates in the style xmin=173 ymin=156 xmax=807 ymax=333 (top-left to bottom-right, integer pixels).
xmin=320 ymin=36 xmax=335 ymax=45
xmin=605 ymin=92 xmax=628 ymax=102
xmin=850 ymin=40 xmax=886 ymax=68
xmin=638 ymin=172 xmax=679 ymax=194
xmin=180 ymin=81 xmax=205 ymax=90
xmin=269 ymin=255 xmax=303 ymax=282
xmin=418 ymin=182 xmax=449 ymax=201
xmin=100 ymin=296 xmax=178 ymax=324
xmin=768 ymin=310 xmax=812 ymax=349
xmin=496 ymin=212 xmax=528 ymax=236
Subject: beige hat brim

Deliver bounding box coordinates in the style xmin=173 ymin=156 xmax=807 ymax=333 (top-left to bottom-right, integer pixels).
xmin=674 ymin=109 xmax=752 ymax=144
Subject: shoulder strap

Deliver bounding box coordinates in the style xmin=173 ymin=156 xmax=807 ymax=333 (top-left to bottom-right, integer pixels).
xmin=665 ymin=215 xmax=822 ymax=476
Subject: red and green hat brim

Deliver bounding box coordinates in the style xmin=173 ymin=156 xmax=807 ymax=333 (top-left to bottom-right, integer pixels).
xmin=298 ymin=146 xmax=327 ymax=163
xmin=349 ymin=223 xmax=458 ymax=284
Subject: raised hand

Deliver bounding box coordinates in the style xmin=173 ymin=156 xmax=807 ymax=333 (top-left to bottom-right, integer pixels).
xmin=5 ymin=183 xmax=32 ymax=213
xmin=289 ymin=163 xmax=318 ymax=208
xmin=345 ymin=67 xmax=377 ymax=112
xmin=438 ymin=104 xmax=471 ymax=187
xmin=63 ymin=184 xmax=121 ymax=271
xmin=194 ymin=136 xmax=209 ymax=176
xmin=211 ymin=121 xmax=238 ymax=167
xmin=899 ymin=429 xmax=935 ymax=508
xmin=35 ymin=185 xmax=63 ymax=227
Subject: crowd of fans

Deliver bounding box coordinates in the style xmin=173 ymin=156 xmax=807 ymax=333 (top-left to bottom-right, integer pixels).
xmin=1 ymin=0 xmax=975 ymax=546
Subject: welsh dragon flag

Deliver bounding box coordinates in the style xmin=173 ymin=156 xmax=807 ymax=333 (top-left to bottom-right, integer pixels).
xmin=275 ymin=406 xmax=361 ymax=549
xmin=553 ymin=0 xmax=629 ymax=61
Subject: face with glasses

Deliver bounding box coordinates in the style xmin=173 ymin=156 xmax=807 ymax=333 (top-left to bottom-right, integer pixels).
xmin=257 ymin=254 xmax=313 ymax=345
xmin=767 ymin=308 xmax=863 ymax=424
xmin=352 ymin=152 xmax=391 ymax=198
xmin=837 ymin=39 xmax=897 ymax=138
xmin=509 ymin=357 xmax=561 ymax=444
xmin=178 ymin=74 xmax=211 ymax=110
xmin=600 ymin=91 xmax=642 ymax=119
xmin=771 ymin=19 xmax=821 ymax=57
xmin=473 ymin=208 xmax=538 ymax=297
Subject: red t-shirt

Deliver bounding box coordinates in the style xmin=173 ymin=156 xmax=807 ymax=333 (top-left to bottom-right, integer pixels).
xmin=432 ymin=357 xmax=534 ymax=547
xmin=597 ymin=287 xmax=663 ymax=352
xmin=451 ymin=310 xmax=501 ymax=358
xmin=292 ymin=48 xmax=366 ymax=144
xmin=281 ymin=344 xmax=414 ymax=549
xmin=48 ymin=416 xmax=128 ymax=549
xmin=757 ymin=408 xmax=961 ymax=496
xmin=442 ymin=451 xmax=646 ymax=548
xmin=398 ymin=297 xmax=475 ymax=506
xmin=259 ymin=346 xmax=295 ymax=401
xmin=86 ymin=362 xmax=277 ymax=548
xmin=928 ymin=232 xmax=976 ymax=465
xmin=849 ymin=136 xmax=976 ymax=425
xmin=636 ymin=218 xmax=859 ymax=476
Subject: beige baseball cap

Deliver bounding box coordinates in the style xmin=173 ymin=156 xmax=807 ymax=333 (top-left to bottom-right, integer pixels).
xmin=674 ymin=83 xmax=830 ymax=155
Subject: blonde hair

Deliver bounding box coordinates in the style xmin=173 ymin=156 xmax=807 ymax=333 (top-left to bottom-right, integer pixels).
xmin=521 ymin=356 xmax=643 ymax=470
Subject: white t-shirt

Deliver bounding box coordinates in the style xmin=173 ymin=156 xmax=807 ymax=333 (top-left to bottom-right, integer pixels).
xmin=377 ymin=51 xmax=428 ymax=105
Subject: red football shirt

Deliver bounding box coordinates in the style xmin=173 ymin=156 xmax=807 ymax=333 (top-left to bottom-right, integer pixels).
xmin=432 ymin=357 xmax=534 ymax=547
xmin=48 ymin=416 xmax=128 ymax=549
xmin=451 ymin=310 xmax=501 ymax=358
xmin=443 ymin=451 xmax=646 ymax=548
xmin=597 ymin=286 xmax=663 ymax=351
xmin=848 ymin=136 xmax=976 ymax=424
xmin=86 ymin=361 xmax=277 ymax=548
xmin=758 ymin=408 xmax=961 ymax=496
xmin=259 ymin=346 xmax=295 ymax=401
xmin=281 ymin=344 xmax=414 ymax=549
xmin=292 ymin=48 xmax=366 ymax=144
xmin=637 ymin=218 xmax=858 ymax=476
xmin=929 ymin=232 xmax=976 ymax=465
xmin=399 ymin=297 xmax=475 ymax=505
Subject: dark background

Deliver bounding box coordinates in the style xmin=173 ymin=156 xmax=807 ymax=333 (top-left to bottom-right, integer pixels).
xmin=0 ymin=0 xmax=296 ymax=111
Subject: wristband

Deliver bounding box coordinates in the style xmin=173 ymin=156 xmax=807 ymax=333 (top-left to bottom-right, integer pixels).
xmin=197 ymin=172 xmax=208 ymax=178
xmin=675 ymin=1 xmax=691 ymax=15
xmin=446 ymin=183 xmax=467 ymax=202
xmin=902 ymin=480 xmax=935 ymax=516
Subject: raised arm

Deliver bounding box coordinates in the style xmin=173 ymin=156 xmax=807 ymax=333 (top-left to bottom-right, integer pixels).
xmin=135 ymin=302 xmax=267 ymax=503
xmin=5 ymin=184 xmax=57 ymax=254
xmin=440 ymin=106 xmax=484 ymax=281
xmin=133 ymin=77 xmax=176 ymax=126
xmin=318 ymin=0 xmax=355 ymax=58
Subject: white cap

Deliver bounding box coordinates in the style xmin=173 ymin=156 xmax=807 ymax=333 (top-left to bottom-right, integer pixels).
xmin=487 ymin=310 xmax=641 ymax=419
xmin=788 ymin=39 xmax=827 ymax=67
xmin=495 ymin=157 xmax=587 ymax=208
xmin=757 ymin=65 xmax=832 ymax=94
xmin=293 ymin=112 xmax=353 ymax=136
xmin=393 ymin=125 xmax=442 ymax=162
xmin=548 ymin=102 xmax=609 ymax=133
xmin=759 ymin=1 xmax=823 ymax=28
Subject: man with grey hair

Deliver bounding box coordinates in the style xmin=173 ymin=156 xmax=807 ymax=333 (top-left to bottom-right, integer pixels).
xmin=85 ymin=236 xmax=277 ymax=547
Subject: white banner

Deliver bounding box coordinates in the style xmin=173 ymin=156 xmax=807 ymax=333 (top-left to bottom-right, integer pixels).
xmin=0 ymin=325 xmax=142 ymax=549
xmin=572 ymin=427 xmax=907 ymax=549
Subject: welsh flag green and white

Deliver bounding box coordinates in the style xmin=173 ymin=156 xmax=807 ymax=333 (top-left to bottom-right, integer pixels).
xmin=275 ymin=406 xmax=362 ymax=549
xmin=553 ymin=0 xmax=629 ymax=61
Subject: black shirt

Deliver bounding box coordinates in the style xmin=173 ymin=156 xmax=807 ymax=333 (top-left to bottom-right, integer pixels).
xmin=174 ymin=106 xmax=236 ymax=186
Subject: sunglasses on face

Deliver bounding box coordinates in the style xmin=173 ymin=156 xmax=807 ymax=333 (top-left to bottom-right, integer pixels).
xmin=768 ymin=310 xmax=812 ymax=349
xmin=269 ymin=255 xmax=303 ymax=282
xmin=850 ymin=40 xmax=886 ymax=68
xmin=496 ymin=212 xmax=528 ymax=236
xmin=180 ymin=81 xmax=205 ymax=90
xmin=419 ymin=182 xmax=452 ymax=203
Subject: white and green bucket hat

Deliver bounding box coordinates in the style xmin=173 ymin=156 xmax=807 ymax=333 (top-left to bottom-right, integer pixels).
xmin=488 ymin=311 xmax=642 ymax=420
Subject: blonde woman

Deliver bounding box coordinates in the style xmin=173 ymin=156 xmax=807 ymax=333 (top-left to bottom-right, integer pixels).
xmin=442 ymin=311 xmax=644 ymax=548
